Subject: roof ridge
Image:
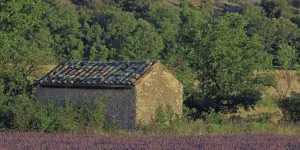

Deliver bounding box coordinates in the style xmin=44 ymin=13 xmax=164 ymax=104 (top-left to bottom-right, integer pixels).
xmin=59 ymin=59 xmax=158 ymax=65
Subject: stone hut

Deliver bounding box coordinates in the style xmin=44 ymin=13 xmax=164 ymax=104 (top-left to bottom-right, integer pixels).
xmin=36 ymin=60 xmax=183 ymax=130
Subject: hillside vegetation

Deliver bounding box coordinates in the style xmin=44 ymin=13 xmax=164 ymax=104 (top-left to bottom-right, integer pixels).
xmin=2 ymin=0 xmax=300 ymax=134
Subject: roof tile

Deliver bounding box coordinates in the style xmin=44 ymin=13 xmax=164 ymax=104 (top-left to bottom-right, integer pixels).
xmin=38 ymin=60 xmax=158 ymax=87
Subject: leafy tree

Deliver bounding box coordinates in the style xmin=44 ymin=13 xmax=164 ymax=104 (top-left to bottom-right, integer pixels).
xmin=243 ymin=5 xmax=278 ymax=53
xmin=275 ymin=44 xmax=300 ymax=123
xmin=289 ymin=0 xmax=300 ymax=8
xmin=112 ymin=0 xmax=158 ymax=16
xmin=80 ymin=22 xmax=109 ymax=61
xmin=72 ymin=0 xmax=106 ymax=11
xmin=77 ymin=6 xmax=94 ymax=23
xmin=146 ymin=4 xmax=182 ymax=63
xmin=274 ymin=18 xmax=300 ymax=65
xmin=144 ymin=4 xmax=200 ymax=88
xmin=187 ymin=13 xmax=272 ymax=115
xmin=291 ymin=14 xmax=300 ymax=28
xmin=277 ymin=43 xmax=298 ymax=68
xmin=200 ymin=0 xmax=214 ymax=15
xmin=275 ymin=18 xmax=300 ymax=46
xmin=243 ymin=6 xmax=300 ymax=66
xmin=260 ymin=0 xmax=291 ymax=18
xmin=0 ymin=0 xmax=50 ymax=128
xmin=146 ymin=4 xmax=181 ymax=43
xmin=93 ymin=10 xmax=164 ymax=61
xmin=0 ymin=0 xmax=49 ymax=81
xmin=278 ymin=92 xmax=300 ymax=122
xmin=42 ymin=4 xmax=84 ymax=61
xmin=166 ymin=6 xmax=208 ymax=88
xmin=119 ymin=19 xmax=164 ymax=60
xmin=98 ymin=10 xmax=137 ymax=60
xmin=179 ymin=5 xmax=208 ymax=47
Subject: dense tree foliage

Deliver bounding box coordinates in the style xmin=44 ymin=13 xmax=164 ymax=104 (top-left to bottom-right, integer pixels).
xmin=0 ymin=0 xmax=49 ymax=128
xmin=186 ymin=13 xmax=271 ymax=114
xmin=2 ymin=0 xmax=300 ymax=127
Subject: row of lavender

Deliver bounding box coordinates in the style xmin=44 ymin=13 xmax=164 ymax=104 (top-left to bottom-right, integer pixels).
xmin=1 ymin=132 xmax=300 ymax=150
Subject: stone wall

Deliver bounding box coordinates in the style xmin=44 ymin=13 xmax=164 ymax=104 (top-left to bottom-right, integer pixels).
xmin=135 ymin=63 xmax=183 ymax=124
xmin=36 ymin=86 xmax=137 ymax=130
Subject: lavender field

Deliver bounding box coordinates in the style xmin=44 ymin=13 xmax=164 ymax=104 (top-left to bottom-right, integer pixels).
xmin=0 ymin=132 xmax=300 ymax=150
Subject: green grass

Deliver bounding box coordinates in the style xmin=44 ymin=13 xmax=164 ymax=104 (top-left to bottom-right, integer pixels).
xmin=101 ymin=120 xmax=300 ymax=136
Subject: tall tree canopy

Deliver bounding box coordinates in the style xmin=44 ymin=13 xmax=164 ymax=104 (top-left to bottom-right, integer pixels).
xmin=186 ymin=13 xmax=272 ymax=114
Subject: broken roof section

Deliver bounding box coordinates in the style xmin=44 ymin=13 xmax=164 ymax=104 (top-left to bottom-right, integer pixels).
xmin=38 ymin=60 xmax=158 ymax=88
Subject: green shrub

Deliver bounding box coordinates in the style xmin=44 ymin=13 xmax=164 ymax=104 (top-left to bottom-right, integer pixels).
xmin=155 ymin=105 xmax=167 ymax=126
xmin=137 ymin=105 xmax=183 ymax=135
xmin=257 ymin=93 xmax=277 ymax=107
xmin=246 ymin=113 xmax=271 ymax=123
xmin=206 ymin=124 xmax=227 ymax=134
xmin=8 ymin=95 xmax=108 ymax=133
xmin=202 ymin=110 xmax=228 ymax=125
xmin=12 ymin=96 xmax=37 ymax=130
xmin=244 ymin=122 xmax=276 ymax=133
xmin=228 ymin=115 xmax=249 ymax=124
xmin=278 ymin=92 xmax=300 ymax=122
xmin=153 ymin=104 xmax=175 ymax=128
xmin=77 ymin=98 xmax=107 ymax=132
xmin=56 ymin=97 xmax=108 ymax=133
xmin=55 ymin=99 xmax=79 ymax=133
xmin=35 ymin=102 xmax=57 ymax=132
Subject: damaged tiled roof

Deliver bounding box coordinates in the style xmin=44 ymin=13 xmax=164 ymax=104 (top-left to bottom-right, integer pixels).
xmin=38 ymin=60 xmax=158 ymax=87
